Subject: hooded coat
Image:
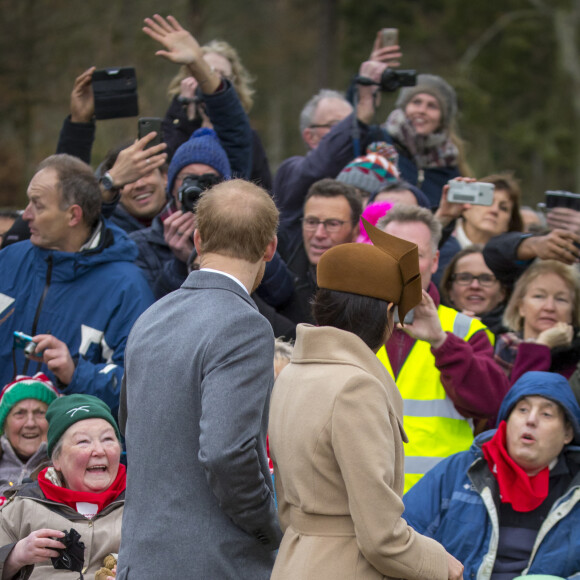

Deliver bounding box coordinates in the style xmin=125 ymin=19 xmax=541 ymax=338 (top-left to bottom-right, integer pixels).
xmin=0 ymin=220 xmax=154 ymax=416
xmin=403 ymin=371 xmax=580 ymax=580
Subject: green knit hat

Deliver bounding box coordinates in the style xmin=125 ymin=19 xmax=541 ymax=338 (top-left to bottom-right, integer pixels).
xmin=46 ymin=394 xmax=120 ymax=457
xmin=0 ymin=373 xmax=60 ymax=433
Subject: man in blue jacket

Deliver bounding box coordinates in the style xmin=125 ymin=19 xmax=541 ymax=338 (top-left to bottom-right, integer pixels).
xmin=404 ymin=371 xmax=580 ymax=579
xmin=0 ymin=154 xmax=154 ymax=416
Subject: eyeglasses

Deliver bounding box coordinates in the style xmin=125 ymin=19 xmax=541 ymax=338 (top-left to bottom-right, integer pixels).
xmin=451 ymin=272 xmax=498 ymax=287
xmin=308 ymin=121 xmax=340 ymax=130
xmin=302 ymin=217 xmax=348 ymax=233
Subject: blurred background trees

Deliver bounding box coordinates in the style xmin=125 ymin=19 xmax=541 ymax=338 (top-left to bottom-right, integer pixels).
xmin=0 ymin=0 xmax=577 ymax=207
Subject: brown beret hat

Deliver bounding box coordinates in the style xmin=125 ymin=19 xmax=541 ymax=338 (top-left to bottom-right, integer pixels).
xmin=317 ymin=218 xmax=422 ymax=322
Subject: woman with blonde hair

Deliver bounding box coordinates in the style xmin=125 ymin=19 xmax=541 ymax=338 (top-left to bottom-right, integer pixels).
xmin=162 ymin=39 xmax=272 ymax=189
xmin=495 ymin=259 xmax=580 ymax=382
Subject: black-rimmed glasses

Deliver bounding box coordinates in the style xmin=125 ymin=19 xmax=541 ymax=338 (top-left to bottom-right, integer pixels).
xmin=301 ymin=217 xmax=348 ymax=233
xmin=451 ymin=272 xmax=497 ymax=287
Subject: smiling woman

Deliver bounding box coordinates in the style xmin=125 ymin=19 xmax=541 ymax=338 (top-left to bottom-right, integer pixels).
xmin=495 ymin=260 xmax=580 ymax=383
xmin=0 ymin=374 xmax=59 ymax=494
xmin=382 ymin=74 xmax=470 ymax=207
xmin=0 ymin=394 xmax=125 ymax=579
xmin=454 ymin=173 xmax=523 ymax=248
xmin=440 ymin=246 xmax=509 ymax=334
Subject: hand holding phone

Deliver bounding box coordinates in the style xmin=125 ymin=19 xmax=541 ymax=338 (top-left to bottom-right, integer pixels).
xmin=447 ymin=181 xmax=494 ymax=206
xmin=92 ymin=67 xmax=139 ymax=120
xmin=13 ymin=331 xmax=39 ymax=358
xmin=379 ymin=28 xmax=399 ymax=48
xmin=138 ymin=118 xmax=163 ymax=149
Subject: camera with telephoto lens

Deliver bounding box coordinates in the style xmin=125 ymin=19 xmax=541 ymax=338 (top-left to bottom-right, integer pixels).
xmin=178 ymin=173 xmax=222 ymax=213
xmin=51 ymin=528 xmax=85 ymax=574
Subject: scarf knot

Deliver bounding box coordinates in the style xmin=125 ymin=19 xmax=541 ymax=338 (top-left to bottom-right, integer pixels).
xmin=481 ymin=422 xmax=549 ymax=512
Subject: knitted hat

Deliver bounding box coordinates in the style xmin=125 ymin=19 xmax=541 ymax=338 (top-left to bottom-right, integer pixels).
xmin=337 ymin=152 xmax=400 ymax=196
xmin=0 ymin=373 xmax=59 ymax=432
xmin=317 ymin=218 xmax=422 ymax=323
xmin=46 ymin=394 xmax=120 ymax=457
xmin=166 ymin=128 xmax=231 ymax=195
xmin=497 ymin=371 xmax=580 ymax=444
xmin=357 ymin=201 xmax=394 ymax=244
xmin=395 ymin=74 xmax=458 ymax=130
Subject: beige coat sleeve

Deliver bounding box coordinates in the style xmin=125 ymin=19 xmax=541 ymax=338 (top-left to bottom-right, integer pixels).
xmin=332 ymin=375 xmax=448 ymax=580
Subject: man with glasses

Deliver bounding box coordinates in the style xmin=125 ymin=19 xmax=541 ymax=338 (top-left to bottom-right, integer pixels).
xmin=277 ymin=179 xmax=362 ymax=324
xmin=375 ymin=205 xmax=509 ymax=492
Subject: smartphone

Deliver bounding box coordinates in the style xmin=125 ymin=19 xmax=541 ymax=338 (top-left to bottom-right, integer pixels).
xmin=393 ymin=307 xmax=414 ymax=325
xmin=447 ymin=181 xmax=494 ymax=206
xmin=545 ymin=190 xmax=580 ymax=212
xmin=379 ymin=28 xmax=399 ymax=48
xmin=92 ymin=67 xmax=139 ymax=120
xmin=13 ymin=331 xmax=38 ymax=357
xmin=138 ymin=117 xmax=163 ymax=149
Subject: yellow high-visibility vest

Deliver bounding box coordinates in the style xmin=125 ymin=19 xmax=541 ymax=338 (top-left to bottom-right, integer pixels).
xmin=377 ymin=305 xmax=494 ymax=493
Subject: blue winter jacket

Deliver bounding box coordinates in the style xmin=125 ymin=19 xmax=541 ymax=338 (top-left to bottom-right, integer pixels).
xmin=403 ymin=372 xmax=580 ymax=580
xmin=0 ymin=220 xmax=154 ymax=416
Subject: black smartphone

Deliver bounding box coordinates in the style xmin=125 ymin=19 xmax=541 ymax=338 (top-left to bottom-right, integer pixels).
xmin=138 ymin=117 xmax=163 ymax=149
xmin=92 ymin=67 xmax=139 ymax=120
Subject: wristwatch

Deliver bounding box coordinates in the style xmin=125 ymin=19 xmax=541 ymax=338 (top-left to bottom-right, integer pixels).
xmin=99 ymin=172 xmax=120 ymax=192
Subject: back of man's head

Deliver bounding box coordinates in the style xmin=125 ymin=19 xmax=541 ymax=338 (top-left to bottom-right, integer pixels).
xmin=377 ymin=204 xmax=441 ymax=253
xmin=196 ymin=179 xmax=278 ymax=263
xmin=37 ymin=154 xmax=101 ymax=229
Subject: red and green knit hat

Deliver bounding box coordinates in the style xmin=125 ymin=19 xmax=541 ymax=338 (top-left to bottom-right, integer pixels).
xmin=0 ymin=373 xmax=60 ymax=433
xmin=336 ymin=147 xmax=400 ymax=196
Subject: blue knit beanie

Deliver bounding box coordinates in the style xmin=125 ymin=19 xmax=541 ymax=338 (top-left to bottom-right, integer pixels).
xmin=166 ymin=128 xmax=231 ymax=195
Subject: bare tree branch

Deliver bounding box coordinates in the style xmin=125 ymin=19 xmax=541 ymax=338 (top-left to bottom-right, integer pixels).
xmin=459 ymin=10 xmax=545 ymax=74
xmin=553 ymin=6 xmax=580 ymax=189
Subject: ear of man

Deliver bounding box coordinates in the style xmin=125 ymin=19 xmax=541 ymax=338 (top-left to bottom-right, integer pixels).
xmin=68 ymin=204 xmax=84 ymax=228
xmin=263 ymin=236 xmax=278 ymax=263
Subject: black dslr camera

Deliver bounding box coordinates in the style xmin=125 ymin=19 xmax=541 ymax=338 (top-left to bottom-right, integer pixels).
xmin=378 ymin=69 xmax=416 ymax=92
xmin=51 ymin=528 xmax=85 ymax=575
xmin=178 ymin=173 xmax=222 ymax=212
xmin=355 ymin=69 xmax=416 ymax=93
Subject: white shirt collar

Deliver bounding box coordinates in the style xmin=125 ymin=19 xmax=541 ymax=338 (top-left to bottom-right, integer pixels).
xmin=200 ymin=268 xmax=249 ymax=295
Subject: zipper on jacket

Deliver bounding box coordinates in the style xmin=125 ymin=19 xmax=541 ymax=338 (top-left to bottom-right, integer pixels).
xmin=522 ymin=484 xmax=580 ymax=574
xmin=23 ymin=254 xmax=53 ymax=375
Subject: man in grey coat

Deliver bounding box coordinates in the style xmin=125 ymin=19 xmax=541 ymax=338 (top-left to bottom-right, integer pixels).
xmin=116 ymin=177 xmax=282 ymax=579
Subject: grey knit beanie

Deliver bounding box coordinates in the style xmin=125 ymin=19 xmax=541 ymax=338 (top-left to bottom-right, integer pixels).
xmin=395 ymin=74 xmax=457 ymax=130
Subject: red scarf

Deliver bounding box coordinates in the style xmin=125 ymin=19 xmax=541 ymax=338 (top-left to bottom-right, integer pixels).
xmin=481 ymin=421 xmax=549 ymax=512
xmin=38 ymin=464 xmax=126 ymax=516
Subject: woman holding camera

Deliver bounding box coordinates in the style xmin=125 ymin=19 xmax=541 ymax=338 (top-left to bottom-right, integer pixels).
xmin=0 ymin=395 xmax=124 ymax=579
xmin=452 ymin=173 xmax=523 ymax=249
xmin=381 ymin=74 xmax=469 ymax=208
xmin=269 ymin=224 xmax=463 ymax=580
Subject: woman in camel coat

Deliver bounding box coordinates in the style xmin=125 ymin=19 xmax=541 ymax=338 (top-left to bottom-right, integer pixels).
xmin=269 ymin=224 xmax=463 ymax=580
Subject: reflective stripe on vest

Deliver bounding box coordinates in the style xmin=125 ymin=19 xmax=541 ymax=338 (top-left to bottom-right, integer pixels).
xmin=377 ymin=305 xmax=495 ymax=493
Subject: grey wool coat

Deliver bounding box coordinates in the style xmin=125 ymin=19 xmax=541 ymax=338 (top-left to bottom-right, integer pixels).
xmin=116 ymin=270 xmax=282 ymax=579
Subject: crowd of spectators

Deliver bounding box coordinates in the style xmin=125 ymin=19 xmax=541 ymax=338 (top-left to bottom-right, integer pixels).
xmin=0 ymin=13 xmax=579 ymax=580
